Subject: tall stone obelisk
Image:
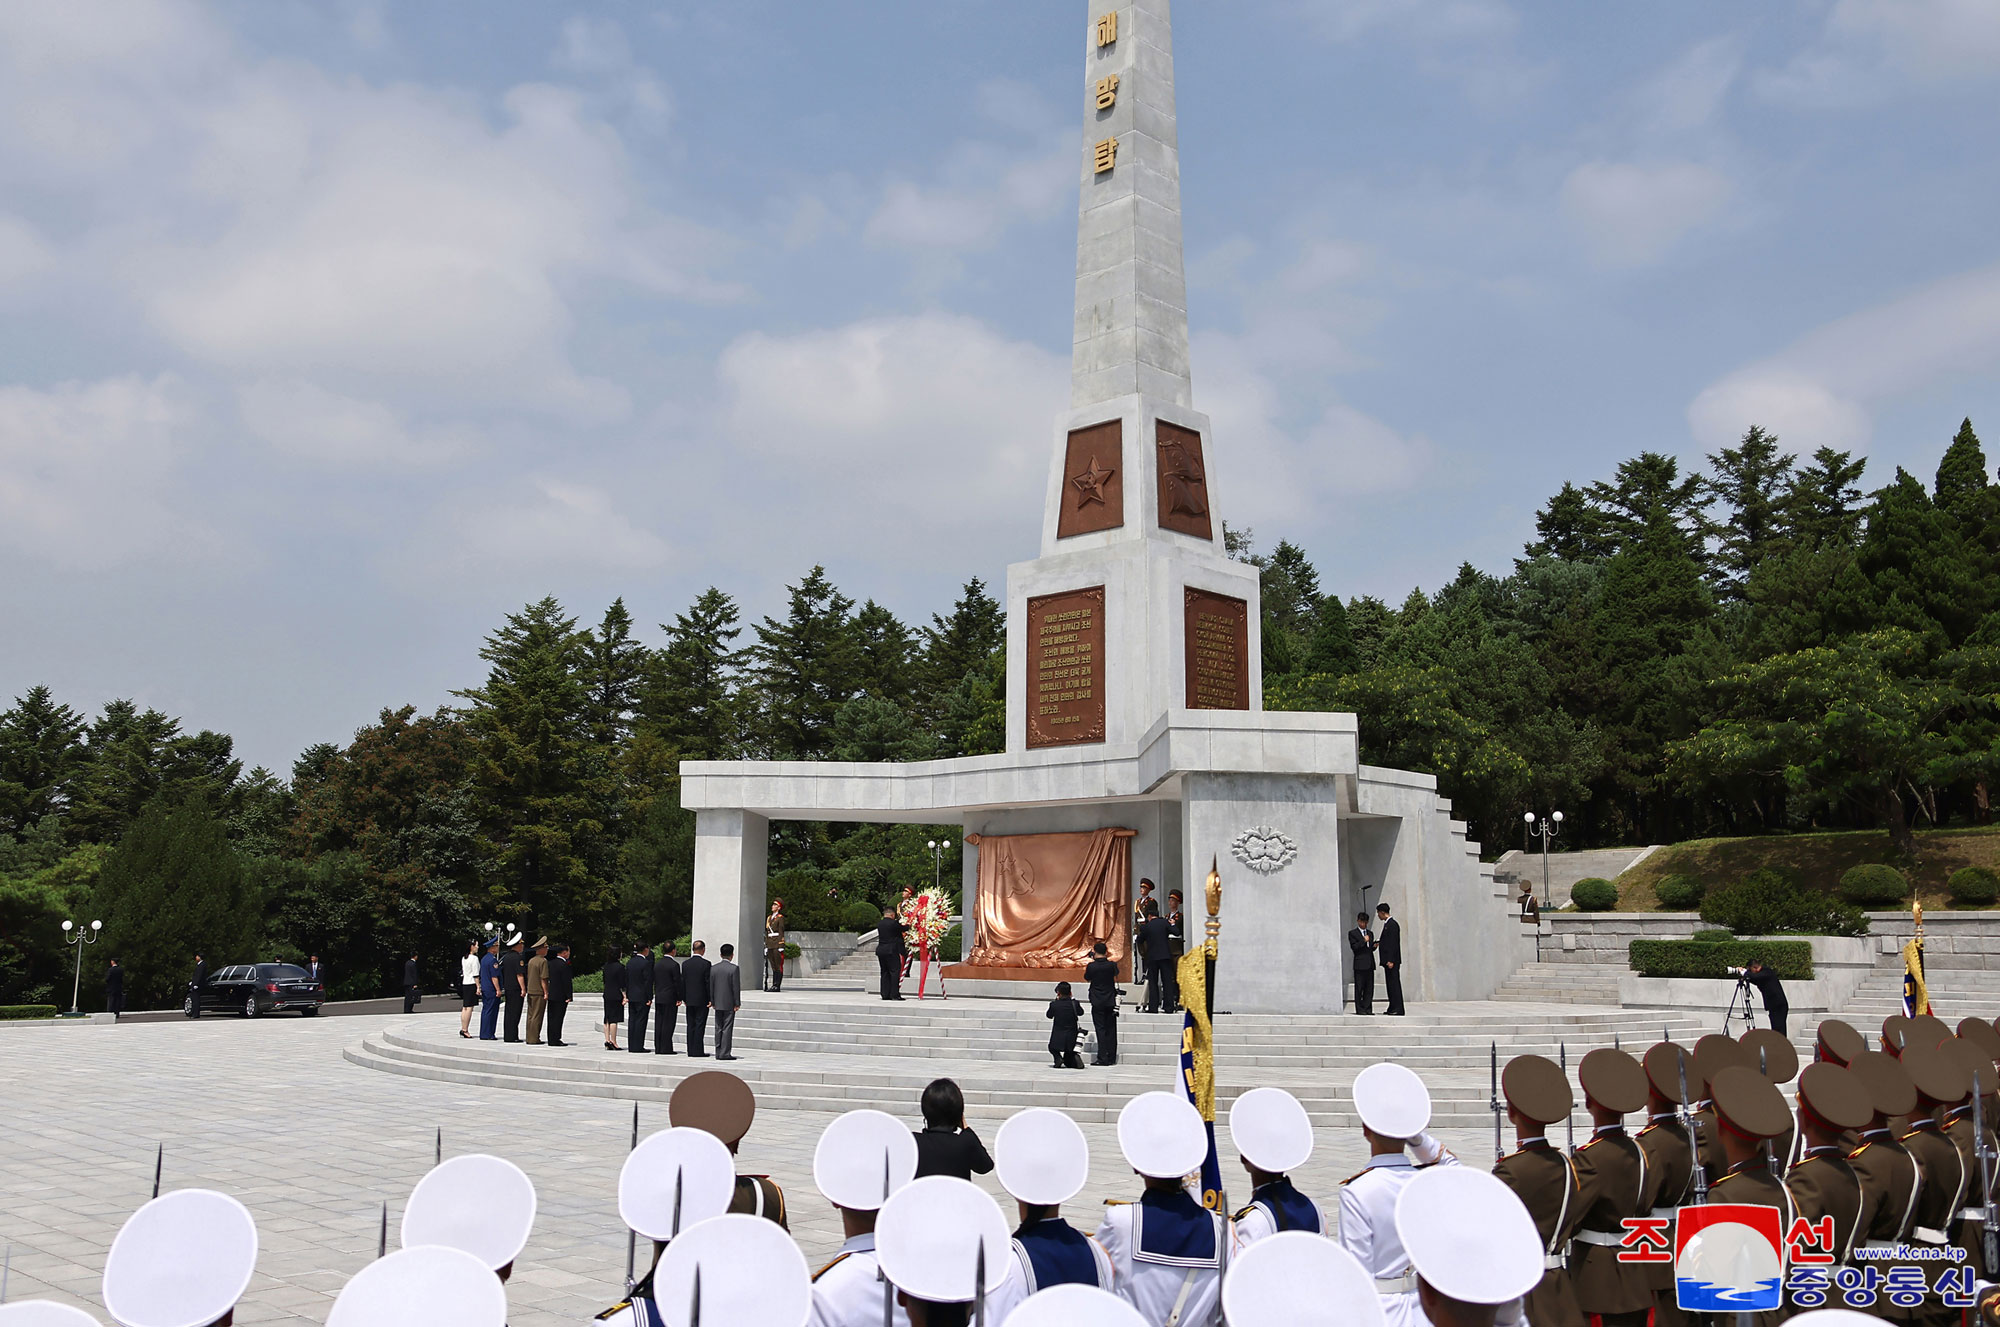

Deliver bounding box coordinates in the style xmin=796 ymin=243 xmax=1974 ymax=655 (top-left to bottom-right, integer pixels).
xmin=1004 ymin=0 xmax=1263 ymax=756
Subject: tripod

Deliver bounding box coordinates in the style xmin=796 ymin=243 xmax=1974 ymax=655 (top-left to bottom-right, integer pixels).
xmin=1722 ymin=975 xmax=1758 ymax=1034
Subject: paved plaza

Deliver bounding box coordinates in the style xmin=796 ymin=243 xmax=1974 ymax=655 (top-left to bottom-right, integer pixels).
xmin=0 ymin=1007 xmax=1500 ymax=1325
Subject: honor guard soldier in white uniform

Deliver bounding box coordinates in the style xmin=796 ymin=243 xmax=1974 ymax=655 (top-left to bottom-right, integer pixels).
xmin=807 ymin=1109 xmax=919 ymax=1327
xmin=647 ymin=1212 xmax=813 ymax=1327
xmin=1339 ymin=1061 xmax=1459 ymax=1327
xmin=1095 ymin=1092 xmax=1225 ymax=1327
xmin=1396 ymin=1167 xmax=1545 ymax=1327
xmin=1228 ymin=1086 xmax=1324 ymax=1249
xmin=595 ymin=1125 xmax=739 ymax=1326
xmin=0 ymin=1305 xmax=103 ymax=1326
xmin=877 ymin=1175 xmax=1013 ymax=1327
xmin=102 ymin=1189 xmax=260 ymax=1327
xmin=402 ymin=1153 xmax=537 ymax=1285
xmin=1221 ymin=1229 xmax=1384 ymax=1327
xmin=987 ymin=1107 xmax=1115 ymax=1323
xmin=326 ymin=1245 xmax=506 ymax=1327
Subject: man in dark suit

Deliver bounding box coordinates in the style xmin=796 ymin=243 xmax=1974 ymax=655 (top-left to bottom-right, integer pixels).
xmin=190 ymin=953 xmax=207 ymax=1018
xmin=1084 ymin=941 xmax=1119 ymax=1066
xmin=626 ymin=944 xmax=654 ymax=1054
xmin=876 ymin=906 xmax=906 ymax=1001
xmin=1137 ymin=900 xmax=1175 ymax=1013
xmin=546 ymin=943 xmax=574 ymax=1046
xmin=402 ymin=951 xmax=420 ymax=1013
xmin=682 ymin=941 xmax=713 ymax=1057
xmin=306 ymin=954 xmax=325 ymax=986
xmin=105 ymin=959 xmax=125 ymax=1020
xmin=1347 ymin=911 xmax=1376 ymax=1015
xmin=712 ymin=944 xmax=743 ymax=1060
xmin=1376 ymin=902 xmax=1404 ymax=1015
xmin=499 ymin=934 xmax=526 ymax=1041
xmin=653 ymin=941 xmax=682 ymax=1054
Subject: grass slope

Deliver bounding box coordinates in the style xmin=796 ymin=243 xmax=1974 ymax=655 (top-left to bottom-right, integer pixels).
xmin=1616 ymin=825 xmax=2000 ymax=911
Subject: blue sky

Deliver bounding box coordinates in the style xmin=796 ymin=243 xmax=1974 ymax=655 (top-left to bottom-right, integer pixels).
xmin=3 ymin=0 xmax=1997 ymax=772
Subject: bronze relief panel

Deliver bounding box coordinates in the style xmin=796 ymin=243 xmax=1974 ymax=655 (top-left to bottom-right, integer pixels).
xmin=1184 ymin=588 xmax=1249 ymax=710
xmin=1026 ymin=586 xmax=1107 ymax=747
xmin=1155 ymin=421 xmax=1213 ymax=540
xmin=1057 ymin=421 xmax=1124 ymax=539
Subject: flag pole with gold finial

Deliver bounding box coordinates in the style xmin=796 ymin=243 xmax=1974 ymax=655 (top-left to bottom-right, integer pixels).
xmin=1901 ymin=899 xmax=1931 ymax=1018
xmin=1177 ymin=856 xmax=1225 ymax=1213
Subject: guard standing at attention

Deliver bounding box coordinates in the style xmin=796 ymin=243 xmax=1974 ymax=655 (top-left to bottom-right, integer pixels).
xmin=765 ymin=899 xmax=787 ymax=993
xmin=1084 ymin=941 xmax=1119 ymax=1067
xmin=806 ymin=1109 xmax=918 ymax=1327
xmin=1703 ymin=1066 xmax=1797 ymax=1327
xmin=1783 ymin=1062 xmax=1872 ymax=1275
xmin=1843 ymin=1048 xmax=1924 ymax=1322
xmin=1901 ymin=1041 xmax=1972 ymax=1316
xmin=1636 ymin=1042 xmax=1701 ymax=1327
xmin=1229 ymin=1086 xmax=1326 ymax=1249
xmin=1943 ymin=1036 xmax=1999 ymax=1277
xmin=670 ymin=1069 xmax=788 ymax=1228
xmin=1492 ymin=1053 xmax=1586 ymax=1327
xmin=1742 ymin=1027 xmax=1800 ymax=1168
xmin=1340 ymin=1061 xmax=1459 ymax=1327
xmin=103 ymin=1189 xmax=260 ymax=1327
xmin=1569 ymin=1048 xmax=1654 ymax=1327
xmin=1691 ymin=1034 xmax=1751 ymax=1181
xmin=1095 ymin=1092 xmax=1225 ymax=1327
xmin=595 ymin=1124 xmax=740 ymax=1326
xmin=1395 ymin=1167 xmax=1548 ymax=1327
xmin=986 ymin=1107 xmax=1115 ymax=1323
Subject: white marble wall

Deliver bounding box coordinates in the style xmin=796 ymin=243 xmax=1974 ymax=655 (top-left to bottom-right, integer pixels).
xmin=690 ymin=808 xmax=769 ymax=972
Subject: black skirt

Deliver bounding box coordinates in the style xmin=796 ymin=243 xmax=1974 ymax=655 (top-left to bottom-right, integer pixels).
xmin=602 ymin=991 xmax=622 ymax=1023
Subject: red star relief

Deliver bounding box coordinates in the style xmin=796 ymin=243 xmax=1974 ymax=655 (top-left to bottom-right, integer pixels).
xmin=1071 ymin=456 xmax=1115 ymax=507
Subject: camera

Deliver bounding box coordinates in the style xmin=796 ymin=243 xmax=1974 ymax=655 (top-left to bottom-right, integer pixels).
xmin=1725 ymin=966 xmax=1747 ymax=977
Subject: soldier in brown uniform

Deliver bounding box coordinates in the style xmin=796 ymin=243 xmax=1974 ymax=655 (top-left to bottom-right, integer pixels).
xmin=1845 ymin=1050 xmax=1925 ymax=1324
xmin=1693 ymin=1034 xmax=1752 ymax=1183
xmin=1569 ymin=1048 xmax=1655 ymax=1327
xmin=1941 ymin=1036 xmax=1998 ymax=1278
xmin=1884 ymin=1014 xmax=1915 ymax=1059
xmin=668 ymin=1069 xmax=788 ymax=1228
xmin=1900 ymin=1041 xmax=1970 ymax=1327
xmin=1817 ymin=1017 xmax=1868 ymax=1069
xmin=1743 ymin=1027 xmax=1800 ymax=1170
xmin=1493 ymin=1053 xmax=1586 ymax=1327
xmin=1784 ymin=1063 xmax=1872 ymax=1275
xmin=764 ymin=899 xmax=787 ymax=993
xmin=1705 ymin=1066 xmax=1797 ymax=1327
xmin=1636 ymin=1042 xmax=1701 ymax=1327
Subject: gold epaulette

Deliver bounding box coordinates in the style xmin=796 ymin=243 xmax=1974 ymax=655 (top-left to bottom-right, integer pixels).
xmin=594 ymin=1302 xmax=634 ymax=1321
xmin=1637 ymin=1121 xmax=1659 ymax=1137
xmin=1846 ymin=1141 xmax=1872 ymax=1160
xmin=1103 ymin=1197 xmax=1132 ymax=1206
xmin=812 ymin=1251 xmax=854 ymax=1283
xmin=1232 ymin=1201 xmax=1259 ymax=1221
xmin=1341 ymin=1167 xmax=1372 ymax=1186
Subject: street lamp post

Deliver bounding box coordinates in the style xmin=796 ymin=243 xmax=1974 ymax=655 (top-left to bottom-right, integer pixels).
xmin=925 ymin=839 xmax=944 ymax=895
xmin=1522 ymin=811 xmax=1564 ymax=910
xmin=61 ymin=918 xmax=103 ymax=1015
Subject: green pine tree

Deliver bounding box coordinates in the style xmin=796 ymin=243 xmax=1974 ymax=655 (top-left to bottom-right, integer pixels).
xmin=1705 ymin=425 xmax=1796 ymax=596
xmin=746 ymin=567 xmax=860 ymax=760
xmin=0 ymin=685 xmax=86 ymax=835
xmin=93 ymin=798 xmax=260 ymax=1010
xmin=638 ymin=588 xmax=744 ymax=761
xmin=1934 ymin=417 xmax=1989 ymax=523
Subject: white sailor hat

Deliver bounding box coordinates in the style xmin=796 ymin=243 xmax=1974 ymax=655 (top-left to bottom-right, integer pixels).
xmin=1221 ymin=1230 xmax=1385 ymax=1327
xmin=326 ymin=1245 xmax=506 ymax=1327
xmin=0 ymin=1304 xmax=103 ymax=1327
xmin=1001 ymin=1283 xmax=1148 ymax=1327
xmin=652 ymin=1213 xmax=812 ymax=1327
xmin=995 ymin=1107 xmax=1091 ymax=1207
xmin=1393 ymin=1166 xmax=1542 ymax=1306
xmin=1228 ymin=1086 xmax=1314 ymax=1174
xmin=1352 ymin=1062 xmax=1431 ymax=1139
xmin=620 ymin=1127 xmax=738 ymax=1241
xmin=1789 ymin=1314 xmax=1897 ymax=1327
xmin=814 ymin=1109 xmax=919 ymax=1211
xmin=101 ymin=1189 xmax=258 ymax=1327
xmin=876 ymin=1176 xmax=1012 ymax=1305
xmin=402 ymin=1153 xmax=537 ymax=1272
xmin=1116 ymin=1092 xmax=1208 ymax=1180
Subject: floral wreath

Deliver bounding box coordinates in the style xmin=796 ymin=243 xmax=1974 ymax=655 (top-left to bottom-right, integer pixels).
xmin=899 ymin=886 xmax=953 ymax=950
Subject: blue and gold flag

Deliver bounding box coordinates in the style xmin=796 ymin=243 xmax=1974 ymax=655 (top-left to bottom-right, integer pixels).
xmin=1177 ymin=858 xmax=1225 ymax=1212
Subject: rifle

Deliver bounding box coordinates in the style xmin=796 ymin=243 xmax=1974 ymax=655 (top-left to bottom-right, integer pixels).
xmin=1975 ymin=1066 xmax=1997 ymax=1276
xmin=1677 ymin=1047 xmax=1707 ymax=1205
xmin=624 ymin=1102 xmax=639 ymax=1293
xmin=1561 ymin=1041 xmax=1574 ymax=1153
xmin=1491 ymin=1041 xmax=1504 ymax=1162
xmin=882 ymin=1151 xmax=894 ymax=1327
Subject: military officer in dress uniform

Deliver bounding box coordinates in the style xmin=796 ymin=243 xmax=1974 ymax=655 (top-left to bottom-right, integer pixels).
xmin=1339 ymin=1061 xmax=1459 ymax=1327
xmin=1636 ymin=1042 xmax=1700 ymax=1327
xmin=1096 ymin=1092 xmax=1226 ymax=1327
xmin=1844 ymin=1050 xmax=1924 ymax=1324
xmin=1397 ymin=1167 xmax=1546 ymax=1327
xmin=1222 ymin=1231 xmax=1385 ymax=1327
xmin=102 ymin=1189 xmax=260 ymax=1327
xmin=1704 ymin=1065 xmax=1798 ymax=1327
xmin=1900 ymin=1039 xmax=1971 ymax=1323
xmin=1228 ymin=1086 xmax=1325 ymax=1249
xmin=1568 ymin=1047 xmax=1653 ymax=1327
xmin=1942 ymin=1037 xmax=1999 ymax=1277
xmin=669 ymin=1070 xmax=788 ymax=1227
xmin=806 ymin=1109 xmax=918 ymax=1327
xmin=1692 ymin=1034 xmax=1752 ymax=1182
xmin=765 ymin=899 xmax=787 ymax=993
xmin=1817 ymin=1017 xmax=1868 ymax=1069
xmin=1784 ymin=1062 xmax=1872 ymax=1284
xmin=1884 ymin=1014 xmax=1915 ymax=1058
xmin=596 ymin=1125 xmax=739 ymax=1325
xmin=1743 ymin=1027 xmax=1801 ymax=1167
xmin=878 ymin=1176 xmax=1013 ymax=1327
xmin=0 ymin=1302 xmax=103 ymax=1325
xmin=987 ymin=1107 xmax=1115 ymax=1324
xmin=1491 ymin=1054 xmax=1585 ymax=1327
xmin=645 ymin=1212 xmax=813 ymax=1327
xmin=326 ymin=1245 xmax=507 ymax=1327
xmin=1000 ymin=1285 xmax=1151 ymax=1327
xmin=401 ymin=1152 xmax=538 ymax=1284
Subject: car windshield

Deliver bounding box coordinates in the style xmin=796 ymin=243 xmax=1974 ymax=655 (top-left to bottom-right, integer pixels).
xmin=258 ymin=964 xmax=310 ymax=980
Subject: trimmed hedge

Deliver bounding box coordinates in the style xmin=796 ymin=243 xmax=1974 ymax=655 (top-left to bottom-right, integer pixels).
xmin=1629 ymin=939 xmax=1815 ymax=981
xmin=1838 ymin=863 xmax=1909 ymax=906
xmin=0 ymin=1005 xmax=60 ymax=1020
xmin=1948 ymin=866 xmax=2000 ymax=906
xmin=1692 ymin=927 xmax=1735 ymax=942
xmin=1571 ymin=878 xmax=1619 ymax=911
xmin=939 ymin=924 xmax=963 ymax=962
xmin=1655 ymin=874 xmax=1706 ymax=910
xmin=842 ymin=899 xmax=884 ymax=933
xmin=1701 ymin=868 xmax=1869 ymax=936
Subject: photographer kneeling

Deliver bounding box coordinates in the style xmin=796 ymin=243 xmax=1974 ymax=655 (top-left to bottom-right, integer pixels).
xmin=1727 ymin=958 xmax=1789 ymax=1035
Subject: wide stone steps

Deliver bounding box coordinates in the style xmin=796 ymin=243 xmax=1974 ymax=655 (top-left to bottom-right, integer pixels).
xmin=1489 ymin=963 xmax=1625 ymax=1006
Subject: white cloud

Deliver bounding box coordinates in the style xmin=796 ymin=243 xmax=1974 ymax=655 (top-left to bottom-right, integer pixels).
xmin=1759 ymin=0 xmax=2000 ymax=106
xmin=413 ymin=478 xmax=673 ymax=581
xmin=1289 ymin=0 xmax=1547 ymax=105
xmin=866 ymin=142 xmax=1073 ymax=253
xmin=1560 ymin=161 xmax=1733 ymax=267
xmin=237 ymin=379 xmax=476 ymax=469
xmin=552 ymin=15 xmax=673 ymax=133
xmin=1688 ymin=262 xmax=2000 ymax=451
xmin=1632 ymin=36 xmax=1744 ymax=137
xmin=0 ymin=375 xmax=219 ymax=568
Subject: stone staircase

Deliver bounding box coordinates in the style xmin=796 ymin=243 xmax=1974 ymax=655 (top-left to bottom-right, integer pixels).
xmin=1823 ymin=957 xmax=2000 ymax=1031
xmin=1489 ymin=962 xmax=1626 ymax=1007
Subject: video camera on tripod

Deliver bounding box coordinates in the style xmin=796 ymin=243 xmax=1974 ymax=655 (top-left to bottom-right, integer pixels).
xmin=1722 ymin=965 xmax=1758 ymax=1033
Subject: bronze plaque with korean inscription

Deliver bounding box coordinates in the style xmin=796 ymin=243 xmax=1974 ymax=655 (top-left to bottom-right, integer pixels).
xmin=1156 ymin=421 xmax=1213 ymax=540
xmin=1027 ymin=587 xmax=1107 ymax=747
xmin=1057 ymin=421 xmax=1124 ymax=539
xmin=1184 ymin=589 xmax=1249 ymax=710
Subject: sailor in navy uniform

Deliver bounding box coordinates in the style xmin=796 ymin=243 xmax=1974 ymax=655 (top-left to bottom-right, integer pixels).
xmin=1095 ymin=1091 xmax=1226 ymax=1327
xmin=102 ymin=1189 xmax=263 ymax=1327
xmin=877 ymin=1175 xmax=1014 ymax=1325
xmin=1228 ymin=1086 xmax=1324 ymax=1250
xmin=1338 ymin=1062 xmax=1459 ymax=1327
xmin=1222 ymin=1230 xmax=1384 ymax=1327
xmin=1395 ymin=1166 xmax=1546 ymax=1327
xmin=400 ymin=1152 xmax=538 ymax=1288
xmin=1000 ymin=1282 xmax=1161 ymax=1326
xmin=987 ymin=1107 xmax=1115 ymax=1323
xmin=326 ymin=1244 xmax=507 ymax=1327
xmin=643 ymin=1211 xmax=813 ymax=1327
xmin=595 ymin=1125 xmax=740 ymax=1325
xmin=806 ymin=1109 xmax=918 ymax=1327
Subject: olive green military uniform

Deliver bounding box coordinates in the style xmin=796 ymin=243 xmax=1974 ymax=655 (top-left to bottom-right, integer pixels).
xmin=1636 ymin=1112 xmax=1697 ymax=1327
xmin=1493 ymin=1141 xmax=1587 ymax=1327
xmin=1708 ymin=1159 xmax=1795 ymax=1327
xmin=729 ymin=1174 xmax=787 ymax=1229
xmin=1569 ymin=1126 xmax=1652 ymax=1323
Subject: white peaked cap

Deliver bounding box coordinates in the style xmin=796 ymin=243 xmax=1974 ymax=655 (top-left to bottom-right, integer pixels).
xmin=876 ymin=1176 xmax=1013 ymax=1305
xmin=1352 ymin=1062 xmax=1432 ymax=1139
xmin=1228 ymin=1087 xmax=1314 ymax=1174
xmin=1221 ymin=1231 xmax=1385 ymax=1327
xmin=814 ymin=1110 xmax=919 ymax=1211
xmin=620 ymin=1128 xmax=737 ymax=1240
xmin=102 ymin=1190 xmax=258 ymax=1327
xmin=1790 ymin=1315 xmax=1901 ymax=1327
xmin=1116 ymin=1092 xmax=1209 ymax=1180
xmin=326 ymin=1245 xmax=505 ymax=1327
xmin=653 ymin=1214 xmax=812 ymax=1327
xmin=996 ymin=1108 xmax=1091 ymax=1206
xmin=1001 ymin=1283 xmax=1149 ymax=1327
xmin=0 ymin=1304 xmax=103 ymax=1327
xmin=401 ymin=1153 xmax=537 ymax=1271
xmin=1394 ymin=1167 xmax=1543 ymax=1305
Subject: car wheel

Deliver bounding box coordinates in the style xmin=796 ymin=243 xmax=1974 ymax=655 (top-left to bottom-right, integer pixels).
xmin=300 ymin=1006 xmax=319 ymax=1017
xmin=243 ymin=996 xmax=259 ymax=1018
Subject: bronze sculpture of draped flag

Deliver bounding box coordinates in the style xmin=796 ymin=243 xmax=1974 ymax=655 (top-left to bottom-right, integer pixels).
xmin=962 ymin=827 xmax=1137 ymax=971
